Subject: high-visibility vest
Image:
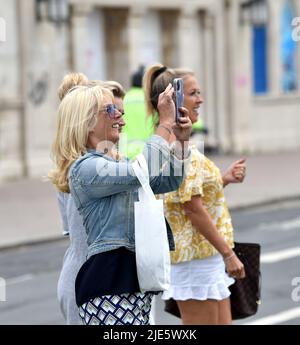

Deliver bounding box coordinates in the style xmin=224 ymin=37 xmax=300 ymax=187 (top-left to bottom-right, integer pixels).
xmin=192 ymin=118 xmax=205 ymax=132
xmin=120 ymin=87 xmax=154 ymax=160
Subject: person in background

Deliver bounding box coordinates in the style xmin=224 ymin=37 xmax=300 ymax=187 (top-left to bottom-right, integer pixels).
xmin=143 ymin=63 xmax=246 ymax=325
xmin=120 ymin=65 xmax=154 ymax=159
xmin=57 ymin=73 xmax=88 ymax=102
xmin=56 ymin=73 xmax=126 ymax=325
xmin=50 ymin=79 xmax=192 ymax=325
xmin=56 ymin=72 xmax=89 ymax=325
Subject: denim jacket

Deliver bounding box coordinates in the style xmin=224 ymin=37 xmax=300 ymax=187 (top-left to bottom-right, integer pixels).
xmin=69 ymin=135 xmax=190 ymax=260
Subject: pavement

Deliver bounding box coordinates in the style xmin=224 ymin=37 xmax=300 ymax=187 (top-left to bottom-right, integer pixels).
xmin=0 ymin=150 xmax=300 ymax=249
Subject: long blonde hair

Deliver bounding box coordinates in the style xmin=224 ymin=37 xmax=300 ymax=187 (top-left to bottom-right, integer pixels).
xmin=143 ymin=63 xmax=194 ymax=126
xmin=49 ymin=85 xmax=113 ymax=193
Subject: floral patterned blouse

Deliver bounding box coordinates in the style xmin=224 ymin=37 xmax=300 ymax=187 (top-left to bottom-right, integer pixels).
xmin=162 ymin=145 xmax=234 ymax=264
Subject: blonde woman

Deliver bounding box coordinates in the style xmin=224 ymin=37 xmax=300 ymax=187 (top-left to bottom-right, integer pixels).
xmin=50 ymin=81 xmax=192 ymax=325
xmin=55 ymin=73 xmax=127 ymax=324
xmin=143 ymin=64 xmax=246 ymax=325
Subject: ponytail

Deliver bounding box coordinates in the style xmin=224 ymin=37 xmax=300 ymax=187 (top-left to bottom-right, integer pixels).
xmin=143 ymin=63 xmax=177 ymax=126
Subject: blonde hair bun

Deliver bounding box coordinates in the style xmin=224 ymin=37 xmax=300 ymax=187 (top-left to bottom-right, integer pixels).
xmin=58 ymin=72 xmax=89 ymax=101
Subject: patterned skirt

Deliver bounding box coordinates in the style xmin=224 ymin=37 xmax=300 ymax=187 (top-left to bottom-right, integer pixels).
xmin=79 ymin=292 xmax=154 ymax=325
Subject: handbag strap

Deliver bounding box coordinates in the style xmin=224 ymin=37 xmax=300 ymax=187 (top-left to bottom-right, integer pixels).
xmin=132 ymin=154 xmax=156 ymax=201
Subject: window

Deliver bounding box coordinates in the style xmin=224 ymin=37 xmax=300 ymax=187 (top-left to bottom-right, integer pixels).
xmin=280 ymin=0 xmax=297 ymax=92
xmin=252 ymin=25 xmax=268 ymax=94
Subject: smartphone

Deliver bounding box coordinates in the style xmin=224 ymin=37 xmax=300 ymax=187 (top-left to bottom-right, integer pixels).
xmin=173 ymin=78 xmax=184 ymax=123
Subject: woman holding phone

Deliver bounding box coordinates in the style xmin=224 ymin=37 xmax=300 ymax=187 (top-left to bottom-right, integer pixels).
xmin=50 ymin=80 xmax=192 ymax=325
xmin=143 ymin=63 xmax=246 ymax=325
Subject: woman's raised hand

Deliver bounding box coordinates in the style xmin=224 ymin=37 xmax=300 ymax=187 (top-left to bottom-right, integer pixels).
xmin=222 ymin=158 xmax=247 ymax=186
xmin=157 ymin=83 xmax=176 ymax=125
xmin=172 ymin=107 xmax=192 ymax=143
xmin=156 ymin=85 xmax=192 ymax=152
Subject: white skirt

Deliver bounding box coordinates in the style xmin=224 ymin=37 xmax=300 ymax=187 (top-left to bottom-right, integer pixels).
xmin=162 ymin=254 xmax=235 ymax=301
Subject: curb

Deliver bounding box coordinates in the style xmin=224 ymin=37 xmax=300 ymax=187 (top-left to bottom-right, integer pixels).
xmin=0 ymin=236 xmax=69 ymax=252
xmin=1 ymin=195 xmax=300 ymax=251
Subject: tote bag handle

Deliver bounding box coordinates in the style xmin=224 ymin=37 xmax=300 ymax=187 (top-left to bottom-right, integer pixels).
xmin=132 ymin=154 xmax=156 ymax=202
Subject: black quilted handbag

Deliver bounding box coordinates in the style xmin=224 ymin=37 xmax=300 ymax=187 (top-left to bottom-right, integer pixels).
xmin=164 ymin=242 xmax=262 ymax=320
xmin=229 ymin=242 xmax=261 ymax=320
xmin=164 ymin=298 xmax=181 ymax=318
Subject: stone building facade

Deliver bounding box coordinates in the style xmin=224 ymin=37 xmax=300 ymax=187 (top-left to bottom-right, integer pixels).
xmin=0 ymin=0 xmax=299 ymax=181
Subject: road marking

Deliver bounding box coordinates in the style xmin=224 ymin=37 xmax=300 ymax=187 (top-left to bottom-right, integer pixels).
xmin=257 ymin=216 xmax=300 ymax=232
xmin=6 ymin=274 xmax=34 ymax=286
xmin=244 ymin=307 xmax=300 ymax=325
xmin=261 ymin=246 xmax=300 ymax=263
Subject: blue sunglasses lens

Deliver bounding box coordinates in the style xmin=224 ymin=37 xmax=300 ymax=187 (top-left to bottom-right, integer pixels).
xmin=106 ymin=104 xmax=117 ymax=118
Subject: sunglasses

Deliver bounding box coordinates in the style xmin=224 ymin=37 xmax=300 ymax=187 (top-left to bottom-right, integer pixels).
xmin=102 ymin=104 xmax=122 ymax=119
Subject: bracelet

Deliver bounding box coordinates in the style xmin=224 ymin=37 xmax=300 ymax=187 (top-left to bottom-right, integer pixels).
xmin=223 ymin=253 xmax=235 ymax=262
xmin=158 ymin=124 xmax=173 ymax=135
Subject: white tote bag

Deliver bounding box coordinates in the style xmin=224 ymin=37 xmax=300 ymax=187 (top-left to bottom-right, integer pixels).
xmin=132 ymin=154 xmax=171 ymax=292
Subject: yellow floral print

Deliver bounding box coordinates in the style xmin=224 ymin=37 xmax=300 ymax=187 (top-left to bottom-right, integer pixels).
xmin=162 ymin=145 xmax=234 ymax=264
